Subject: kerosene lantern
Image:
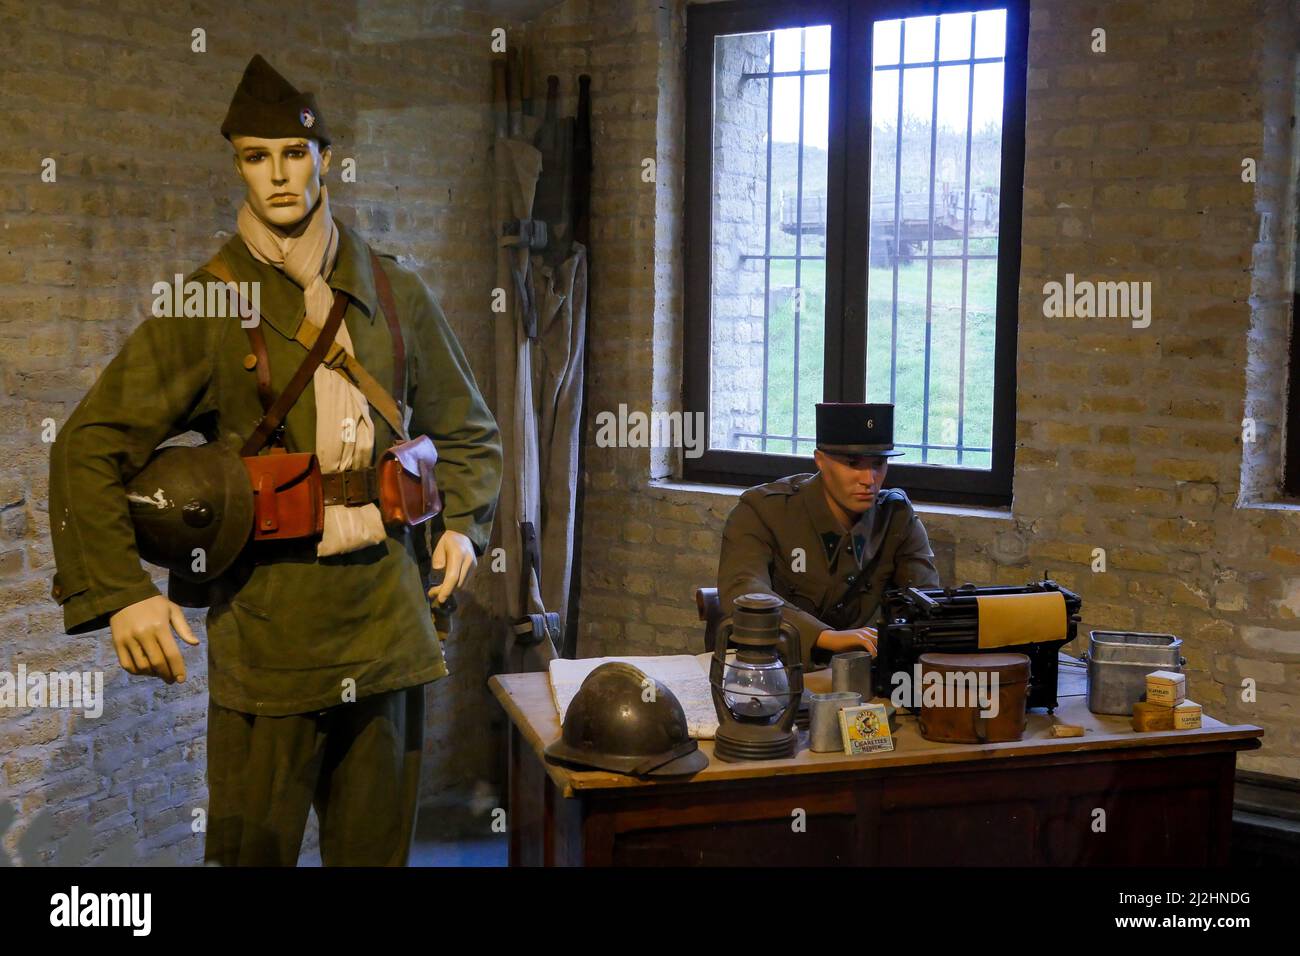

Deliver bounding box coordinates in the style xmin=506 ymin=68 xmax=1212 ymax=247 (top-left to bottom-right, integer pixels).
xmin=709 ymin=592 xmax=804 ymax=761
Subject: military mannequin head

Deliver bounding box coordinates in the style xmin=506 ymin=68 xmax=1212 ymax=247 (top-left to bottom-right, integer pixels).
xmin=231 ymin=135 xmax=331 ymax=232
xmin=814 ymin=449 xmax=888 ymax=525
xmin=221 ymin=54 xmax=332 ymax=231
xmin=812 ymin=402 xmax=902 ymax=525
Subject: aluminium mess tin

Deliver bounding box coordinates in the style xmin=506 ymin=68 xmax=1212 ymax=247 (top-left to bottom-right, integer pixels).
xmin=1084 ymin=630 xmax=1185 ymax=716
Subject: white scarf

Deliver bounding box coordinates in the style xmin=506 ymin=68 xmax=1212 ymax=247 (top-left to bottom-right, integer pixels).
xmin=237 ymin=185 xmax=388 ymax=557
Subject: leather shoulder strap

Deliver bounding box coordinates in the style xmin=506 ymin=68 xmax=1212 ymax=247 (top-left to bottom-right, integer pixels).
xmin=243 ymin=290 xmax=349 ymax=457
xmin=836 ymin=496 xmax=911 ymax=607
xmin=205 ymin=249 xmax=409 ymax=443
xmin=292 ymin=320 xmax=407 ymax=440
xmin=369 ymin=251 xmax=406 ymax=429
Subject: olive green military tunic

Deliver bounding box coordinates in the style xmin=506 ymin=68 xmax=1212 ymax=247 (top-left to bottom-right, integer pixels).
xmin=718 ymin=472 xmax=940 ymax=673
xmin=48 ymin=220 xmax=503 ymax=716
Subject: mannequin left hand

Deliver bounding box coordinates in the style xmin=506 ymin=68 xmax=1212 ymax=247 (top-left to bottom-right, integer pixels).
xmin=429 ymin=530 xmax=477 ymax=605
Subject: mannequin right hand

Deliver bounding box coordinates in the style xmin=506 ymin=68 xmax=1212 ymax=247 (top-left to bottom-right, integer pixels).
xmin=108 ymin=595 xmax=200 ymax=684
xmin=816 ymin=626 xmax=878 ymax=656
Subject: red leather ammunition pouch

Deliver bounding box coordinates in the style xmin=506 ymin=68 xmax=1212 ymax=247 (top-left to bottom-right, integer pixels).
xmin=243 ymin=449 xmax=324 ymax=542
xmin=378 ymin=434 xmax=442 ymax=527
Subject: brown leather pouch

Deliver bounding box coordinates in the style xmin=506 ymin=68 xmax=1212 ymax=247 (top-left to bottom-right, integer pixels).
xmin=917 ymin=652 xmax=1031 ymax=744
xmin=378 ymin=435 xmax=442 ymax=527
xmin=244 ymin=449 xmax=325 ymax=541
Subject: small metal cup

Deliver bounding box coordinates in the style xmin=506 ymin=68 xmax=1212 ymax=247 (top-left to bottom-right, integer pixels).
xmin=832 ymin=651 xmax=873 ymax=700
xmin=809 ymin=691 xmax=861 ymax=753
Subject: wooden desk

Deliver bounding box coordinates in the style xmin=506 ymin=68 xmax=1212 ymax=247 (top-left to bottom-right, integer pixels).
xmin=490 ymin=669 xmax=1262 ymax=866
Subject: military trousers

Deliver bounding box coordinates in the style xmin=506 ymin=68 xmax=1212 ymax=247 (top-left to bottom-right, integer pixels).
xmin=204 ymin=685 xmax=425 ymax=866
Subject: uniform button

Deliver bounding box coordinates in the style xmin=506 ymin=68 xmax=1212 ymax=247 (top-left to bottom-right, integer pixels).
xmin=243 ymin=353 xmax=258 ymax=370
xmin=834 ymin=602 xmax=844 ymax=611
xmin=845 ymin=575 xmax=857 ymax=585
xmin=52 ymin=583 xmax=63 ymax=599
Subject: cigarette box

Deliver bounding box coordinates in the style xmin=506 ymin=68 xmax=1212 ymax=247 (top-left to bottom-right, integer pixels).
xmin=839 ymin=702 xmax=894 ymax=754
xmin=1145 ymin=670 xmax=1186 ymax=706
xmin=1174 ymin=699 xmax=1202 ymax=730
xmin=1131 ymin=700 xmax=1176 ymax=732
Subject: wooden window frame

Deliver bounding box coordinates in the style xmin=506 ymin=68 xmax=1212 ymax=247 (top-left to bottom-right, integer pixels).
xmin=683 ymin=0 xmax=1030 ymax=506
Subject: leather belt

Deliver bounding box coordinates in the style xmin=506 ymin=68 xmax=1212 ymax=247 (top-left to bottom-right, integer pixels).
xmin=320 ymin=468 xmax=379 ymax=507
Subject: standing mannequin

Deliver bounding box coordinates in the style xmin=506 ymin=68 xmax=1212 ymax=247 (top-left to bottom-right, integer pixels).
xmin=48 ymin=55 xmax=503 ymax=865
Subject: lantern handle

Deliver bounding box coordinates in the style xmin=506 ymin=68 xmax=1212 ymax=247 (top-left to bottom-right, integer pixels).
xmin=777 ymin=619 xmax=804 ymax=693
xmin=712 ymin=614 xmax=734 ymax=662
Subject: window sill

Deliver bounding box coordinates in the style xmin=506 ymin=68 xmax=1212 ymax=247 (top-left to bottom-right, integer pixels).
xmin=646 ymin=478 xmax=1015 ymax=522
xmin=646 ymin=478 xmax=746 ymax=500
xmin=1236 ymin=492 xmax=1300 ymax=512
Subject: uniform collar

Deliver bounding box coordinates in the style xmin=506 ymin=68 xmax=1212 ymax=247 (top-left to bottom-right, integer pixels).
xmin=328 ymin=220 xmax=379 ymax=319
xmin=803 ymin=473 xmax=874 ymax=537
xmin=217 ymin=217 xmax=378 ymax=340
xmin=803 ymin=472 xmax=880 ymax=567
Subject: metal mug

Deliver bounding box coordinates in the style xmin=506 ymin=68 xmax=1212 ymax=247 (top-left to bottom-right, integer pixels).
xmin=809 ymin=691 xmax=861 ymax=753
xmin=832 ymin=651 xmax=873 ymax=701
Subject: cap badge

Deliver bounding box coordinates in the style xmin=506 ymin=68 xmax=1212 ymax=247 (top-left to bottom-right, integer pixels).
xmin=299 ymin=107 xmax=316 ymax=128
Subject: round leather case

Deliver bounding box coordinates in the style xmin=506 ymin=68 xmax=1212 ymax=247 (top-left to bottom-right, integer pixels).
xmin=917 ymin=652 xmax=1031 ymax=744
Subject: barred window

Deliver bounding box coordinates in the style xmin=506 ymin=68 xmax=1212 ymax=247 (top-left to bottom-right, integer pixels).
xmin=686 ymin=0 xmax=1028 ymax=505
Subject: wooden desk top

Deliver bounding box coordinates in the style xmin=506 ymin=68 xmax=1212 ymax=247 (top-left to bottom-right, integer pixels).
xmin=490 ymin=668 xmax=1263 ymax=798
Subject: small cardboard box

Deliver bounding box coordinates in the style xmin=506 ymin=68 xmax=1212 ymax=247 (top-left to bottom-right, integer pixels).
xmin=1145 ymin=670 xmax=1186 ymax=706
xmin=839 ymin=702 xmax=894 ymax=754
xmin=1132 ymin=700 xmax=1176 ymax=732
xmin=1174 ymin=699 xmax=1202 ymax=730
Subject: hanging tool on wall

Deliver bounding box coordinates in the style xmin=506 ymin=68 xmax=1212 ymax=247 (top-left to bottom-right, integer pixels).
xmin=492 ymin=47 xmax=591 ymax=671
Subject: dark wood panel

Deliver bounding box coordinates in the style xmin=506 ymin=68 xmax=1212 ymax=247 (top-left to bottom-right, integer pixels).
xmin=879 ymin=798 xmax=1043 ymax=865
xmin=613 ymin=814 xmax=859 ymax=866
xmin=508 ymin=725 xmax=545 ymax=867
xmin=1062 ymin=785 xmax=1216 ymax=866
xmin=510 ymin=724 xmax=1246 ymax=866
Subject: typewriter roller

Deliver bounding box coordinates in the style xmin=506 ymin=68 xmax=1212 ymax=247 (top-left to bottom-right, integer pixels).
xmin=875 ymin=578 xmax=1082 ymax=712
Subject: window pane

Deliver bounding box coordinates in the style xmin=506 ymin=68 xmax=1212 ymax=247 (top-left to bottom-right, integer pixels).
xmin=710 ymin=27 xmax=831 ymax=455
xmin=874 ymin=19 xmax=901 ymax=66
xmin=903 ymin=15 xmax=936 ymax=63
xmin=768 ymin=75 xmax=801 ymax=257
xmin=865 ymin=9 xmax=1008 ymax=468
xmin=773 ymin=28 xmax=802 ymax=72
xmin=939 ymin=12 xmax=973 ymax=62
xmin=805 ymin=24 xmax=831 ymax=71
xmin=975 ymin=8 xmax=1007 ymax=59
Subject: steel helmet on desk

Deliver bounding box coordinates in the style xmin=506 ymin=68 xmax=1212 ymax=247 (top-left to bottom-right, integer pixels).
xmin=545 ymin=662 xmax=709 ymax=777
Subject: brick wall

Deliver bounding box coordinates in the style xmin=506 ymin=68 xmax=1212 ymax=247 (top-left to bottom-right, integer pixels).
xmin=0 ymin=1 xmax=510 ymax=864
xmin=5 ymin=0 xmax=1300 ymax=867
xmin=533 ymin=0 xmax=1300 ymax=780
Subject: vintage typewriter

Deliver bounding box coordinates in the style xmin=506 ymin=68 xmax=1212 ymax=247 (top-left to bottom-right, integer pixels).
xmin=874 ymin=578 xmax=1082 ymax=712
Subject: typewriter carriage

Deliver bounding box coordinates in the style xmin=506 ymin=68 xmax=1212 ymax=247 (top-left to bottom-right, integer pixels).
xmin=875 ymin=578 xmax=1082 ymax=713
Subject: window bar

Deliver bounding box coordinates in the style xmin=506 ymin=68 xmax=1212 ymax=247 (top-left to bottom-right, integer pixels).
xmin=742 ymin=68 xmax=830 ymax=79
xmin=888 ymin=20 xmax=905 ymax=406
xmin=732 ymin=430 xmax=990 ymax=453
xmin=956 ymin=16 xmax=977 ymax=466
xmin=920 ymin=17 xmax=940 ymax=464
xmin=760 ymin=32 xmax=776 ymax=453
xmin=748 ymin=252 xmax=992 ymax=262
xmin=791 ymin=28 xmax=807 ymax=455
xmin=873 ymin=55 xmax=1004 ymax=70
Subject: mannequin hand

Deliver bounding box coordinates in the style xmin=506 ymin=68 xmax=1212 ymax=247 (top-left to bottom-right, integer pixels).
xmin=816 ymin=626 xmax=878 ymax=656
xmin=429 ymin=531 xmax=476 ymax=605
xmin=108 ymin=595 xmax=200 ymax=684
